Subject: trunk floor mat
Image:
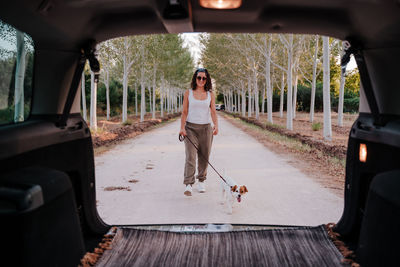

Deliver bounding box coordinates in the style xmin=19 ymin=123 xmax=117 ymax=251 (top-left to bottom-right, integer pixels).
xmin=95 ymin=225 xmax=345 ymax=267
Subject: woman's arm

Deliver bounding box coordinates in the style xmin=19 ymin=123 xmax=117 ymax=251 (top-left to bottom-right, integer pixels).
xmin=210 ymin=92 xmax=219 ymax=135
xmin=179 ymin=90 xmax=189 ymax=136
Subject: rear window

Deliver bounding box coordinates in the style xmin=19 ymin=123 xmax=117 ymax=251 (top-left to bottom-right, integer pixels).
xmin=0 ymin=19 xmax=34 ymax=125
xmin=94 ymin=33 xmax=360 ymax=226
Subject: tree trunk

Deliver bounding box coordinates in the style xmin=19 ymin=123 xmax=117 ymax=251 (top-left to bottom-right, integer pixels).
xmin=228 ymin=92 xmax=231 ymax=112
xmin=234 ymin=91 xmax=237 ymax=113
xmin=231 ymin=91 xmax=234 ymax=112
xmin=253 ymin=91 xmax=256 ymax=115
xmin=179 ymin=92 xmax=183 ymax=111
xmin=160 ymin=76 xmax=164 ymax=117
xmin=173 ymin=89 xmax=175 ymax=113
xmin=140 ymin=63 xmax=145 ymax=122
xmin=280 ymin=72 xmax=284 ymax=118
xmin=105 ymin=71 xmax=110 ymax=120
xmin=90 ymin=71 xmax=97 ymax=130
xmin=122 ymin=38 xmax=130 ymax=123
xmin=171 ymin=88 xmax=176 ymax=114
xmin=122 ymin=71 xmax=128 ymax=122
xmin=170 ymin=88 xmax=172 ymax=114
xmin=167 ymin=87 xmax=170 ymax=114
xmin=292 ymin=74 xmax=298 ymax=119
xmin=235 ymin=92 xmax=238 ymax=113
xmin=172 ymin=89 xmax=174 ymax=113
xmin=135 ymin=86 xmax=138 ymax=116
xmin=261 ymin=83 xmax=265 ymax=115
xmin=310 ymin=35 xmax=319 ymax=123
xmin=148 ymin=83 xmax=152 ymax=114
xmin=174 ymin=89 xmax=178 ymax=113
xmin=228 ymin=92 xmax=230 ymax=112
xmin=177 ymin=91 xmax=180 ymax=111
xmin=254 ymin=66 xmax=259 ymax=120
xmin=241 ymin=82 xmax=246 ymax=117
xmin=163 ymin=87 xmax=166 ymax=113
xmin=338 ymin=43 xmax=346 ymax=127
xmin=286 ymin=34 xmax=294 ymax=130
xmin=152 ymin=65 xmax=156 ymax=119
xmin=338 ymin=72 xmax=345 ymax=127
xmin=322 ymin=36 xmax=332 ymax=140
xmin=223 ymin=94 xmax=227 ymax=111
xmin=14 ymin=30 xmax=26 ymax=122
xmin=149 ymin=85 xmax=152 ymax=114
xmin=266 ymin=36 xmax=273 ymax=123
xmin=238 ymin=91 xmax=241 ymax=113
xmin=231 ymin=92 xmax=234 ymax=112
xmin=171 ymin=89 xmax=173 ymax=113
xmin=81 ymin=72 xmax=87 ymax=121
xmin=247 ymin=75 xmax=252 ymax=117
xmin=267 ymin=78 xmax=273 ymax=123
xmin=225 ymin=92 xmax=230 ymax=111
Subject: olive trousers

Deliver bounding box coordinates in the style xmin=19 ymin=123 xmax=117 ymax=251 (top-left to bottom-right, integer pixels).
xmin=183 ymin=122 xmax=213 ymax=185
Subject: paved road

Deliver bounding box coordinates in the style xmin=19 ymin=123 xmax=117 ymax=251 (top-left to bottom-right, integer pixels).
xmin=95 ymin=115 xmax=343 ymax=226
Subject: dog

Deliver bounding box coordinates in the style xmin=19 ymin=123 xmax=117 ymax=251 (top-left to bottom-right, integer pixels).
xmin=220 ymin=170 xmax=248 ymax=214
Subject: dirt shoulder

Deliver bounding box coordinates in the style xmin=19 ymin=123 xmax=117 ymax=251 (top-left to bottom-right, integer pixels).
xmin=91 ymin=112 xmax=181 ymax=155
xmin=221 ymin=112 xmax=356 ymax=198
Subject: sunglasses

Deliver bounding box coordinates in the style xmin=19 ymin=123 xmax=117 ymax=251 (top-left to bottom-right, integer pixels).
xmin=197 ymin=76 xmax=207 ymax=81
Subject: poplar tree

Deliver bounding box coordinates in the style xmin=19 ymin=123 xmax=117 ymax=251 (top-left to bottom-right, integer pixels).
xmin=322 ymin=36 xmax=332 ymax=140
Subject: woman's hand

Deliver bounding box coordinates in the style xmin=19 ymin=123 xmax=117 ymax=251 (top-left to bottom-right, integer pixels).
xmin=179 ymin=128 xmax=187 ymax=137
xmin=213 ymin=126 xmax=218 ymax=135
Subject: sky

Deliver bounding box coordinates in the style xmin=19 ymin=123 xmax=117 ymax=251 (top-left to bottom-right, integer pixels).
xmin=180 ymin=33 xmax=203 ymax=67
xmin=347 ymin=56 xmax=357 ymax=70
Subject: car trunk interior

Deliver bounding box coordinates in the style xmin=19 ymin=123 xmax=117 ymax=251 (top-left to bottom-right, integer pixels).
xmin=94 ymin=225 xmax=344 ymax=266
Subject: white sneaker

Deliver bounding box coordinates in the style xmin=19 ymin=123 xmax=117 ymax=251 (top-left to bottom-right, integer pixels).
xmin=198 ymin=182 xmax=206 ymax=193
xmin=184 ymin=185 xmax=192 ymax=196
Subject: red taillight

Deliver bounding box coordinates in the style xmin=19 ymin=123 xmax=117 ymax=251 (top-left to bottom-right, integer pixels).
xmin=360 ymin=143 xmax=367 ymax=163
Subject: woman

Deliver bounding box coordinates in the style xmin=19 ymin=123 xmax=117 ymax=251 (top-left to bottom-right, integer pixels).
xmin=179 ymin=68 xmax=218 ymax=196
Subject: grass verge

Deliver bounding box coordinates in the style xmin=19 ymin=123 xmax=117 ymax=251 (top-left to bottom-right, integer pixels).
xmin=235 ymin=117 xmax=314 ymax=154
xmin=93 ymin=116 xmax=179 ymax=156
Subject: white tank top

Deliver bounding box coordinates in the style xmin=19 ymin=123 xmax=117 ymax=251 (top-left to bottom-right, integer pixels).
xmin=186 ymin=89 xmax=211 ymax=124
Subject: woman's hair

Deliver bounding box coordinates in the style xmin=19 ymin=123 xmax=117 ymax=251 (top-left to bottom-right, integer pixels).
xmin=191 ymin=68 xmax=212 ymax=91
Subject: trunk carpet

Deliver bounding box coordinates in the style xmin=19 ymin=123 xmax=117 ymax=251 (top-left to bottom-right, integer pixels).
xmin=96 ymin=225 xmax=345 ymax=267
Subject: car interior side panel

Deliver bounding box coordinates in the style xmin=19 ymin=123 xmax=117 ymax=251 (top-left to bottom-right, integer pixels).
xmin=364 ymin=47 xmax=400 ymax=116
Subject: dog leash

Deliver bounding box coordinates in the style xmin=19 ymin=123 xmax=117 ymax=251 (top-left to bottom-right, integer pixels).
xmin=179 ymin=134 xmax=228 ymax=185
